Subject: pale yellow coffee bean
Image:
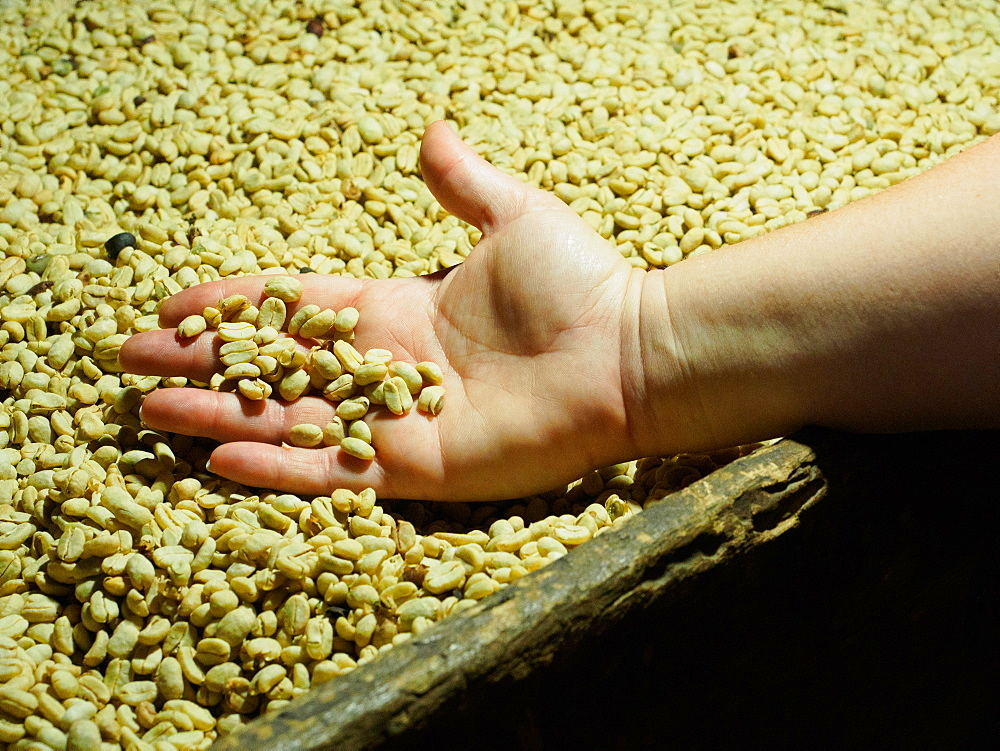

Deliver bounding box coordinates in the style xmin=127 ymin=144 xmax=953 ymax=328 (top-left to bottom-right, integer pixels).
xmin=348 ymin=420 xmax=372 ymax=444
xmin=423 ymin=561 xmax=466 ymax=595
xmin=465 ymin=576 xmax=500 ymax=600
xmin=278 ymin=368 xmax=311 ymax=401
xmin=537 ymin=537 xmax=569 ymax=557
xmin=217 ymin=322 xmax=257 ymax=342
xmin=331 ymin=538 xmax=364 ymax=560
xmin=195 ymin=638 xmax=231 ymax=666
xmin=203 ymin=306 xmax=223 ymax=328
xmin=245 ymin=638 xmax=282 ymax=662
xmin=223 ymin=362 xmax=260 ymax=380
xmin=352 ymin=362 xmax=387 ymax=386
xmin=322 ymin=417 xmax=347 ymax=445
xmin=334 ymin=307 xmax=359 ymax=332
xmin=252 ymin=355 xmax=280 ymax=379
xmin=263 ymin=275 xmax=304 ymax=302
xmin=415 ymin=361 xmax=444 ymax=386
xmin=389 ymin=361 xmax=422 ymax=394
xmin=365 ymin=381 xmax=387 ymax=405
xmin=102 ymin=487 xmax=154 ymax=528
xmin=278 ymin=347 xmax=307 ymax=369
xmin=336 ymin=397 xmax=369 ymax=421
xmin=289 ymin=423 xmax=323 ymax=447
xmin=332 ymin=340 xmax=364 ymax=373
xmin=357 ymin=116 xmax=384 ymax=144
xmin=364 ymin=348 xmax=393 ymax=366
xmin=219 ymin=340 xmax=258 ymax=366
xmin=260 ymin=338 xmax=296 ymax=358
xmin=177 ymin=314 xmax=207 ymax=338
xmin=417 ymin=385 xmax=445 ymax=415
xmin=22 ymin=593 xmax=60 ymax=623
xmin=340 ymin=437 xmax=375 ymax=461
xmin=322 ymin=373 xmax=355 ymax=401
xmin=254 ymin=325 xmax=280 ymax=345
xmin=117 ymin=680 xmax=158 ymax=705
xmin=251 ymin=664 xmax=287 ymax=694
xmin=204 ymin=662 xmax=242 ymax=694
xmin=93 ymin=333 xmax=128 ymax=360
xmin=287 ymin=304 xmax=320 ymax=336
xmin=455 ymin=544 xmax=486 ymax=573
xmin=308 ymin=349 xmax=342 ymax=380
xmin=298 ymin=308 xmax=338 ymax=339
xmin=383 ymin=378 xmax=404 ymax=415
xmin=257 ymin=297 xmax=287 ymax=330
xmin=346 ymin=583 xmax=380 ymax=609
xmin=238 ymin=379 xmax=272 ymax=400
xmin=0 ymin=687 xmax=39 ymax=719
xmin=304 ymin=618 xmax=334 ymax=661
xmin=218 ymin=294 xmax=251 ymax=319
xmin=235 ymin=305 xmax=260 ymax=324
xmin=66 ymin=719 xmax=103 ymax=750
xmin=385 ymin=376 xmax=413 ymax=414
xmin=553 ymin=524 xmax=592 ymax=546
xmin=216 ymin=606 xmax=255 ymax=645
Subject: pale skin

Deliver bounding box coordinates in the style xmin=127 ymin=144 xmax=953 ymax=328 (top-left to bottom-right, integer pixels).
xmin=120 ymin=121 xmax=1000 ymax=501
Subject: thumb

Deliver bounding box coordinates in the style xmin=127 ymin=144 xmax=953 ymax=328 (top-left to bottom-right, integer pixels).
xmin=419 ymin=120 xmax=564 ymax=234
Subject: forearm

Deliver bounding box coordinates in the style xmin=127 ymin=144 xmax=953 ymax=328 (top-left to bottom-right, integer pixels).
xmin=629 ymin=135 xmax=1000 ymax=455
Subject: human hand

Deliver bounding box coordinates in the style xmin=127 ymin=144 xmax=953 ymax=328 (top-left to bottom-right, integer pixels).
xmin=121 ymin=122 xmax=659 ymax=501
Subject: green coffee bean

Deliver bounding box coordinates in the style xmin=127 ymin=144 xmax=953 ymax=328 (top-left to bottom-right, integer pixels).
xmin=289 ymin=424 xmax=324 ymax=448
xmin=340 ymin=437 xmax=375 ymax=461
xmin=263 ymin=276 xmax=304 ymax=303
xmin=177 ymin=315 xmax=207 ymax=338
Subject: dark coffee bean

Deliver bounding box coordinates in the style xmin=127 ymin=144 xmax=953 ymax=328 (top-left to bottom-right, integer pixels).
xmin=306 ymin=17 xmax=325 ymax=36
xmin=104 ymin=232 xmax=137 ymax=261
xmin=402 ymin=564 xmax=428 ymax=586
xmin=324 ymin=604 xmax=349 ymax=620
xmin=27 ymin=280 xmax=54 ymax=296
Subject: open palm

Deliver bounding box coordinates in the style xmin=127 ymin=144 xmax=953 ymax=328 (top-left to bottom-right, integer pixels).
xmin=121 ymin=122 xmax=644 ymax=501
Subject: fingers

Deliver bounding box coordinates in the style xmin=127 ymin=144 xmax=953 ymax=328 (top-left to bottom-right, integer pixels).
xmin=141 ymin=388 xmax=383 ymax=495
xmin=205 ymin=442 xmax=387 ymax=497
xmin=140 ymin=389 xmax=338 ymax=443
xmin=119 ymin=329 xmax=221 ymax=381
xmin=206 ymin=408 xmax=442 ymax=498
xmin=119 ymin=328 xmax=312 ymax=382
xmin=419 ymin=120 xmax=565 ymax=235
xmin=141 ymin=388 xmax=445 ymax=498
xmin=158 ymin=274 xmax=367 ymax=327
xmin=123 ymin=284 xmax=438 ymax=384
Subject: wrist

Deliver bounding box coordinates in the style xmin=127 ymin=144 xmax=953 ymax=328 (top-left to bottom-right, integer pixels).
xmin=617 ymin=266 xmax=707 ymax=459
xmin=622 ymin=250 xmax=812 ymax=457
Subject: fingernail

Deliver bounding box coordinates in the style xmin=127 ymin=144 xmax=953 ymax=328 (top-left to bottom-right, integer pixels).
xmin=138 ymin=401 xmax=145 ymax=424
xmin=205 ymin=458 xmax=213 ymax=473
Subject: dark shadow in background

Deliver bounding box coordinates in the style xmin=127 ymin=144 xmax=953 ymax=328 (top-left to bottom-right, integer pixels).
xmin=387 ymin=429 xmax=1000 ymax=749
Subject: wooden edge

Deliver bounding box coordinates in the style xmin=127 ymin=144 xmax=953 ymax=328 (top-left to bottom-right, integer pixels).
xmin=213 ymin=436 xmax=824 ymax=751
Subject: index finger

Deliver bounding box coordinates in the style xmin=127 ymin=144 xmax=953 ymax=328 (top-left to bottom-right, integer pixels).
xmin=159 ymin=274 xmax=368 ymax=327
